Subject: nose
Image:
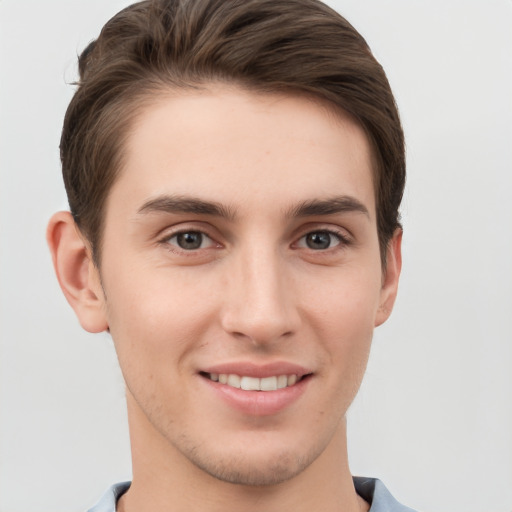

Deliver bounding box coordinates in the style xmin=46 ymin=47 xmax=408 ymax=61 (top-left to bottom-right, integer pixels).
xmin=220 ymin=246 xmax=301 ymax=346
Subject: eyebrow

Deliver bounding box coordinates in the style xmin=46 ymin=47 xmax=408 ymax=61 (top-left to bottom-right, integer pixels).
xmin=286 ymin=196 xmax=370 ymax=218
xmin=137 ymin=194 xmax=369 ymax=221
xmin=137 ymin=195 xmax=237 ymax=220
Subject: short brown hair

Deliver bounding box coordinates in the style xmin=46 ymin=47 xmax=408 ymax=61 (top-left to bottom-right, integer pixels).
xmin=61 ymin=0 xmax=405 ymax=265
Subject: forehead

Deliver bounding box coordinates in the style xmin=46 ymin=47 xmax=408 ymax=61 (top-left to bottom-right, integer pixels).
xmin=108 ymin=85 xmax=376 ymax=220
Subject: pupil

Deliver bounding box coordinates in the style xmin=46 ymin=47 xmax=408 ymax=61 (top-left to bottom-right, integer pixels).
xmin=177 ymin=232 xmax=202 ymax=250
xmin=306 ymin=232 xmax=331 ymax=250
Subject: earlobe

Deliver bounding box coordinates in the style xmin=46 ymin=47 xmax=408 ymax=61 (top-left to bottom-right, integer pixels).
xmin=374 ymin=228 xmax=403 ymax=327
xmin=46 ymin=211 xmax=108 ymax=333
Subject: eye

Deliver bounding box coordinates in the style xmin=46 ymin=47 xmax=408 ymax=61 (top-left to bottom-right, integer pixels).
xmin=296 ymin=230 xmax=343 ymax=250
xmin=167 ymin=231 xmax=215 ymax=251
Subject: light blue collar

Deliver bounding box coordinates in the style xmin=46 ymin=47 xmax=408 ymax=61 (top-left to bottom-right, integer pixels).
xmin=87 ymin=477 xmax=417 ymax=512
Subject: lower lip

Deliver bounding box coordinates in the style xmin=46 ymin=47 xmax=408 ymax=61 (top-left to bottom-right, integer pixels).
xmin=201 ymin=375 xmax=310 ymax=416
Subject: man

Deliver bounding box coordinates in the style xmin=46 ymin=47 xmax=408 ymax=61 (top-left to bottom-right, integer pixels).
xmin=47 ymin=0 xmax=413 ymax=510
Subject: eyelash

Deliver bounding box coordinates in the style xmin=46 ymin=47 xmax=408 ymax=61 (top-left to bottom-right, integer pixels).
xmin=158 ymin=227 xmax=352 ymax=254
xmin=295 ymin=229 xmax=351 ymax=251
xmin=161 ymin=230 xmax=218 ymax=254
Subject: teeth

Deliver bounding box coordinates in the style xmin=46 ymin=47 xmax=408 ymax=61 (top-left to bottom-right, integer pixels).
xmin=209 ymin=373 xmax=300 ymax=391
xmin=227 ymin=374 xmax=241 ymax=388
xmin=277 ymin=375 xmax=288 ymax=389
xmin=240 ymin=376 xmax=259 ymax=390
xmin=260 ymin=376 xmax=277 ymax=391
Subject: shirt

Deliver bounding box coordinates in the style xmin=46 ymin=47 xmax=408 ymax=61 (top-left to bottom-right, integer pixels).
xmin=87 ymin=477 xmax=417 ymax=511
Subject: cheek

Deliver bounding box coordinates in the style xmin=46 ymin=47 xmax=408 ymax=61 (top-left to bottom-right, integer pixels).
xmin=303 ymin=267 xmax=381 ymax=384
xmin=306 ymin=264 xmax=381 ymax=334
xmin=103 ymin=262 xmax=223 ymax=365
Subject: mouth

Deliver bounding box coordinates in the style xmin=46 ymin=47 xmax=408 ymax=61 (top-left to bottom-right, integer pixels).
xmin=199 ymin=372 xmax=309 ymax=391
xmin=199 ymin=364 xmax=312 ymax=415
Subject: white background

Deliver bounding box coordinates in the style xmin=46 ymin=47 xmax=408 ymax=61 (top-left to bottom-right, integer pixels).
xmin=1 ymin=1 xmax=511 ymax=511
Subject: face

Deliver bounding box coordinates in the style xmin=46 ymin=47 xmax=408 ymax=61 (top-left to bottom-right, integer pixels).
xmin=93 ymin=86 xmax=400 ymax=485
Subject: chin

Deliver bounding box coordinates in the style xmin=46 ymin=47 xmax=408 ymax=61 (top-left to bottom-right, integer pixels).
xmin=187 ymin=448 xmax=310 ymax=486
xmin=169 ymin=427 xmax=335 ymax=487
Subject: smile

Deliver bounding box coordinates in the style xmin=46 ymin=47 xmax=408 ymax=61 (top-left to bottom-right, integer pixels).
xmin=205 ymin=373 xmax=300 ymax=391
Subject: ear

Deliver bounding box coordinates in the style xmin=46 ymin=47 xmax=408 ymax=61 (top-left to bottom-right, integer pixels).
xmin=374 ymin=228 xmax=403 ymax=327
xmin=46 ymin=211 xmax=108 ymax=333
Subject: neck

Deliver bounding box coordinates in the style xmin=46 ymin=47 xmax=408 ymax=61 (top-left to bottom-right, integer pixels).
xmin=118 ymin=393 xmax=368 ymax=512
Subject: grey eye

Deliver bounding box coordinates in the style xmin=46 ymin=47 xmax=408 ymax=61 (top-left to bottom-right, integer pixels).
xmin=173 ymin=232 xmax=207 ymax=250
xmin=302 ymin=231 xmax=340 ymax=250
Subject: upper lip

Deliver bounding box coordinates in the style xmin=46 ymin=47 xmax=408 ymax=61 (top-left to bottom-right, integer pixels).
xmin=200 ymin=361 xmax=311 ymax=379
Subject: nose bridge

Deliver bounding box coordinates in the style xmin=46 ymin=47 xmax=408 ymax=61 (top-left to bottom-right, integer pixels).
xmin=221 ymin=241 xmax=299 ymax=344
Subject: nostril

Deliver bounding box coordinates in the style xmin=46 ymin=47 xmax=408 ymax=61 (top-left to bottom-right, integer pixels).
xmin=220 ymin=294 xmax=301 ymax=345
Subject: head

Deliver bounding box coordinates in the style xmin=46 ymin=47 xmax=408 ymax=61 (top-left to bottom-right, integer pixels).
xmin=60 ymin=0 xmax=405 ymax=268
xmin=48 ymin=0 xmax=405 ymax=493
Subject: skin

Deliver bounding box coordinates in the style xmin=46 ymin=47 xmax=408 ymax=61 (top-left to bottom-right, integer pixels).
xmin=48 ymin=85 xmax=401 ymax=512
